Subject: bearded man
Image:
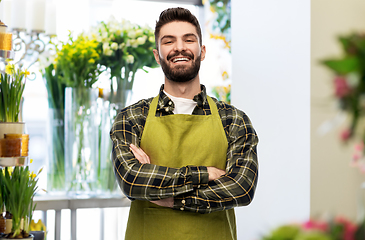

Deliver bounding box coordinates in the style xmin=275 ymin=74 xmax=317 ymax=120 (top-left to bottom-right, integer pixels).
xmin=110 ymin=7 xmax=259 ymax=240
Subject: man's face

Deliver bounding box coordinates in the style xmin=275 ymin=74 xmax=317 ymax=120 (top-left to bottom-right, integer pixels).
xmin=153 ymin=21 xmax=206 ymax=83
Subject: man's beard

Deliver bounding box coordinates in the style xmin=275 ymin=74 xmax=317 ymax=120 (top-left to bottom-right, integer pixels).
xmin=159 ymin=52 xmax=201 ymax=83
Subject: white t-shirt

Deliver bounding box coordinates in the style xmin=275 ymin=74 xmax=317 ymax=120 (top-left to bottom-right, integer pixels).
xmin=164 ymin=91 xmax=197 ymax=115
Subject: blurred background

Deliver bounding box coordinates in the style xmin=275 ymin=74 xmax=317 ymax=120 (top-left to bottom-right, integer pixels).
xmin=3 ymin=0 xmax=365 ymax=239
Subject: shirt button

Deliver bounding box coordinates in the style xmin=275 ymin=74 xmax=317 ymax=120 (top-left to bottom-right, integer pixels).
xmin=180 ymin=207 xmax=184 ymax=211
xmin=181 ymin=200 xmax=185 ymax=204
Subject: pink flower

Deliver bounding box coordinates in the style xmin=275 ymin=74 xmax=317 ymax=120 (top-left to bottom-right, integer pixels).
xmin=340 ymin=128 xmax=352 ymax=141
xmin=334 ymin=216 xmax=357 ymax=240
xmin=334 ymin=76 xmax=351 ymax=98
xmin=302 ymin=219 xmax=328 ymax=232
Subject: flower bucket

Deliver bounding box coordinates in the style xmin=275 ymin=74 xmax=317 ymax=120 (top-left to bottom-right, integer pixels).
xmin=47 ymin=108 xmax=65 ymax=193
xmin=65 ymin=87 xmax=99 ymax=196
xmin=97 ymin=89 xmax=132 ymax=195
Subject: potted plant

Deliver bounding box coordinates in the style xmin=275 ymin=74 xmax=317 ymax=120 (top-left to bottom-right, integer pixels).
xmin=0 ymin=63 xmax=29 ymax=139
xmin=0 ymin=166 xmax=41 ymax=239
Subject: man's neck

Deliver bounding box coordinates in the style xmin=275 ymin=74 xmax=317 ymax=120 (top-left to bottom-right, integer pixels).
xmin=164 ymin=77 xmax=201 ymax=99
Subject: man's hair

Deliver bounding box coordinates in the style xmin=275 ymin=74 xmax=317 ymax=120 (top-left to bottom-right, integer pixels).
xmin=155 ymin=7 xmax=202 ymax=49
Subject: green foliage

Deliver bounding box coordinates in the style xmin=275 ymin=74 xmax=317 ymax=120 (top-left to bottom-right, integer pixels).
xmin=0 ymin=64 xmax=28 ymax=122
xmin=55 ymin=32 xmax=102 ymax=89
xmin=0 ymin=166 xmax=40 ymax=238
xmin=208 ymin=0 xmax=231 ymax=37
xmin=263 ymin=225 xmax=301 ymax=240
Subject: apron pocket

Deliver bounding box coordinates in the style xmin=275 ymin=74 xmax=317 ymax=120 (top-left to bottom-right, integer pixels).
xmin=143 ymin=207 xmax=226 ymax=240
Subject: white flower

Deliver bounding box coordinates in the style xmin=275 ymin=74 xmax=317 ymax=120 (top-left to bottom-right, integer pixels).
xmin=110 ymin=42 xmax=118 ymax=50
xmin=103 ymin=43 xmax=113 ymax=56
xmin=135 ymin=29 xmax=143 ymax=37
xmin=136 ymin=36 xmax=146 ymax=45
xmin=127 ymin=30 xmax=137 ymax=39
xmin=126 ymin=39 xmax=131 ymax=47
xmin=131 ymin=41 xmax=139 ymax=48
xmin=119 ymin=43 xmax=125 ymax=49
xmin=104 ymin=48 xmax=113 ymax=56
xmin=126 ymin=55 xmax=134 ymax=64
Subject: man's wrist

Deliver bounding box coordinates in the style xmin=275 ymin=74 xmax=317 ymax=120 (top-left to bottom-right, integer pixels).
xmin=189 ymin=166 xmax=209 ymax=188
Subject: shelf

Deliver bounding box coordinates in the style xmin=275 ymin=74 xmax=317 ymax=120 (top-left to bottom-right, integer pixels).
xmin=0 ymin=156 xmax=30 ymax=167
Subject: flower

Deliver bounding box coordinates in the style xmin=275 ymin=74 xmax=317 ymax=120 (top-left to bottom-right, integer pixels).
xmin=54 ymin=31 xmax=102 ymax=89
xmin=262 ymin=216 xmax=361 ymax=240
xmin=87 ymin=16 xmax=158 ymax=93
xmin=321 ymin=32 xmax=365 ymax=173
xmin=0 ymin=63 xmax=29 ymax=122
xmin=0 ymin=166 xmax=41 ymax=238
xmin=334 ymin=76 xmax=351 ymax=98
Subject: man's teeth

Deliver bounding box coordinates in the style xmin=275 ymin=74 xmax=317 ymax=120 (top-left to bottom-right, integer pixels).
xmin=172 ymin=57 xmax=189 ymax=63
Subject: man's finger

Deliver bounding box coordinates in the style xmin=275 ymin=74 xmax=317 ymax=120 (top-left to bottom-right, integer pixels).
xmin=130 ymin=144 xmax=151 ymax=164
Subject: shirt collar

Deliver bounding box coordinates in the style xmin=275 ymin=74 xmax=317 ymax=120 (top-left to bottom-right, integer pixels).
xmin=157 ymin=84 xmax=208 ymax=113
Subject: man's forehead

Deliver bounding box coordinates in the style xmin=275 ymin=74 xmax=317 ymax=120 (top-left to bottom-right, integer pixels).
xmin=158 ymin=21 xmax=198 ymax=39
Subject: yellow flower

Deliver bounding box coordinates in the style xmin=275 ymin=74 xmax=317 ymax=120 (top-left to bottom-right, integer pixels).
xmin=30 ymin=219 xmax=47 ymax=232
xmin=88 ymin=59 xmax=95 ymax=64
xmin=30 ymin=171 xmax=36 ymax=179
xmin=5 ymin=64 xmax=14 ymax=75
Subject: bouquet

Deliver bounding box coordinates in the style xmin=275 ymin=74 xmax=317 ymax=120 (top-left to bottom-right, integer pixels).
xmin=89 ymin=16 xmax=158 ymax=103
xmin=55 ymin=31 xmax=102 ymax=89
xmin=321 ymin=32 xmax=365 ymax=172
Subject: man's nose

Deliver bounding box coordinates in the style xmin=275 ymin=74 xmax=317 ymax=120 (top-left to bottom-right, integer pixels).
xmin=174 ymin=39 xmax=186 ymax=52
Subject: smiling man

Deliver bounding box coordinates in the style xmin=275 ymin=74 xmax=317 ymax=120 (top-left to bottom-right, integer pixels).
xmin=110 ymin=7 xmax=259 ymax=240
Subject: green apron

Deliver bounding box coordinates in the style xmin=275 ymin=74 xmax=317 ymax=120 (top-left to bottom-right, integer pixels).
xmin=125 ymin=95 xmax=236 ymax=240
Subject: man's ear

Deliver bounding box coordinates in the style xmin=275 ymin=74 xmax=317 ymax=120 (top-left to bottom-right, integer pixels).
xmin=200 ymin=45 xmax=206 ymax=61
xmin=153 ymin=49 xmax=161 ymax=65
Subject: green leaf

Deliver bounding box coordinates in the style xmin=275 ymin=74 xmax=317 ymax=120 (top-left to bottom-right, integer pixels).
xmin=321 ymin=57 xmax=360 ymax=75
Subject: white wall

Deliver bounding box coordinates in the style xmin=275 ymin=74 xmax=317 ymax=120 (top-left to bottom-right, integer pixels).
xmin=231 ymin=1 xmax=311 ymax=239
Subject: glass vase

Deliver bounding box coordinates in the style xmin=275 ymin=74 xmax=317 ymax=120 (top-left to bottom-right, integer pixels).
xmin=97 ymin=87 xmax=133 ymax=195
xmin=65 ymin=87 xmax=99 ymax=196
xmin=46 ymin=108 xmax=65 ymax=193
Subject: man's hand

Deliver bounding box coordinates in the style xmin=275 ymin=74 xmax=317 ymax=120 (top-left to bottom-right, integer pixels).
xmin=207 ymin=167 xmax=225 ymax=181
xmin=129 ymin=144 xmax=151 ymax=164
xmin=150 ymin=197 xmax=174 ymax=208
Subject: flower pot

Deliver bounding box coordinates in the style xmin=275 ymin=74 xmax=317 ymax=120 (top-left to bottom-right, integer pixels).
xmin=0 ymin=215 xmax=5 ymax=234
xmin=4 ymin=219 xmax=11 ymax=234
xmin=0 ymin=122 xmax=25 ymax=139
xmin=29 ymin=231 xmax=44 ymax=240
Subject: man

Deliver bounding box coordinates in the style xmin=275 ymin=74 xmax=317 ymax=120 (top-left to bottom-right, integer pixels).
xmin=110 ymin=7 xmax=258 ymax=240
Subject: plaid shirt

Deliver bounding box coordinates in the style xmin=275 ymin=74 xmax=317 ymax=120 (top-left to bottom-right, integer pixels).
xmin=110 ymin=84 xmax=259 ymax=214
